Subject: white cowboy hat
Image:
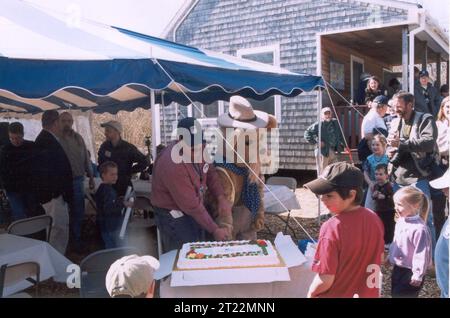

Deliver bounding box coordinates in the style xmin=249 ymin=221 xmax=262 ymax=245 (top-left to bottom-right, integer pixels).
xmin=430 ymin=169 xmax=450 ymax=189
xmin=217 ymin=96 xmax=269 ymax=129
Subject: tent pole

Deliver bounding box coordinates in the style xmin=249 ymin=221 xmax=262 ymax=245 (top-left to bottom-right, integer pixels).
xmin=317 ymin=88 xmax=322 ymax=227
xmin=161 ymin=91 xmax=167 ymax=144
xmin=150 ymin=90 xmax=160 ymax=160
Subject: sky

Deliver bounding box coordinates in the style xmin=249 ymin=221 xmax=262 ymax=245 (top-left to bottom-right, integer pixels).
xmin=410 ymin=0 xmax=449 ymax=31
xmin=24 ymin=0 xmax=448 ymax=35
xmin=25 ymin=0 xmax=186 ymax=36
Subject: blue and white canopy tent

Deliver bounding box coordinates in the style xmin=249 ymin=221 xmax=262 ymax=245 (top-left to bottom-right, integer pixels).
xmin=0 ymin=0 xmax=334 ymax=236
xmin=0 ymin=0 xmax=324 ymax=154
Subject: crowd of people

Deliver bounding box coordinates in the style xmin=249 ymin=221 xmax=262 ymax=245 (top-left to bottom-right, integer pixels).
xmin=0 ymin=111 xmax=150 ymax=254
xmin=0 ymin=84 xmax=448 ymax=298
xmin=303 ymin=79 xmax=449 ymax=298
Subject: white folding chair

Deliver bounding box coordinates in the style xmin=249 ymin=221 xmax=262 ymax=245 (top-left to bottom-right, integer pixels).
xmin=7 ymin=215 xmax=52 ymax=242
xmin=264 ymin=176 xmax=298 ymax=238
xmin=0 ymin=262 xmax=40 ymax=298
xmin=79 ymin=247 xmax=139 ymax=298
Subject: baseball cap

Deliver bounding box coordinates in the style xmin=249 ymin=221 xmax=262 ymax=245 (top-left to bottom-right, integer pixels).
xmin=372 ymin=95 xmax=389 ymax=106
xmin=419 ymin=70 xmax=429 ymax=78
xmin=101 ymin=120 xmax=123 ymax=134
xmin=321 ymin=107 xmax=332 ymax=114
xmin=430 ymin=169 xmax=450 ymax=189
xmin=105 ymin=254 xmax=160 ymax=298
xmin=177 ymin=117 xmax=205 ymax=147
xmin=304 ymin=162 xmax=364 ymax=195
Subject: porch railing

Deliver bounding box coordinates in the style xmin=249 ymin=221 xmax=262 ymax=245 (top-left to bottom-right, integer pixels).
xmin=330 ymin=105 xmax=369 ymax=150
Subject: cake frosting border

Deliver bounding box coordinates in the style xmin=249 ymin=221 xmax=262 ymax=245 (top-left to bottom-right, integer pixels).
xmin=176 ymin=239 xmax=281 ymax=270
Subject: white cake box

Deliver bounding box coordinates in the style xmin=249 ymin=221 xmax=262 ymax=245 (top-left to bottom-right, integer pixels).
xmin=170 ymin=265 xmax=290 ymax=287
xmin=170 ymin=236 xmax=297 ymax=287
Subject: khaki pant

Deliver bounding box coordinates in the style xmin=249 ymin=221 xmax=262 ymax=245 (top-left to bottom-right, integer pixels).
xmin=315 ymin=148 xmax=337 ymax=175
xmin=43 ymin=196 xmax=69 ymax=254
xmin=364 ymin=186 xmax=376 ymax=211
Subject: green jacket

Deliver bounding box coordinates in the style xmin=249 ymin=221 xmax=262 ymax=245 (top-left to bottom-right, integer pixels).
xmin=304 ymin=119 xmax=345 ymax=157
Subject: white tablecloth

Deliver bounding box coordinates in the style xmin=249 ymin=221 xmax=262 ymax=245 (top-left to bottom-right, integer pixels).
xmin=159 ymin=261 xmax=315 ymax=298
xmin=264 ymin=185 xmax=300 ymax=213
xmin=0 ymin=234 xmax=72 ymax=296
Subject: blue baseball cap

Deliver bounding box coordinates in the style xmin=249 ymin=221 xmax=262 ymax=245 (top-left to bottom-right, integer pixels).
xmin=177 ymin=117 xmax=205 ymax=147
xmin=419 ymin=70 xmax=429 ymax=78
xmin=373 ymin=95 xmax=389 ymax=106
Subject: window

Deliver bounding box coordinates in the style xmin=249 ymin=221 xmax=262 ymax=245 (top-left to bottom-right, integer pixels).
xmin=192 ymin=101 xmax=219 ymax=118
xmin=237 ymin=44 xmax=281 ymax=121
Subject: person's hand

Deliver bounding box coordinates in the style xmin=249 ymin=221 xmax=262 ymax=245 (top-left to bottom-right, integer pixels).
xmin=369 ymin=182 xmax=376 ymax=192
xmin=388 ymin=133 xmax=400 ymax=148
xmin=378 ymin=193 xmax=385 ymax=200
xmin=123 ymin=200 xmax=134 ymax=208
xmin=410 ymin=279 xmax=422 ymax=287
xmin=88 ymin=177 xmax=95 ymax=190
xmin=252 ymin=214 xmax=265 ymax=232
xmin=217 ymin=196 xmax=233 ymax=217
xmin=320 ymin=141 xmax=325 ymax=148
xmin=387 ymin=147 xmax=398 ymax=160
xmin=213 ymin=227 xmax=230 ymax=241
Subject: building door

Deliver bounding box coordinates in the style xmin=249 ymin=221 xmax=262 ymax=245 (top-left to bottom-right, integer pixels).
xmin=351 ymin=55 xmax=364 ymax=103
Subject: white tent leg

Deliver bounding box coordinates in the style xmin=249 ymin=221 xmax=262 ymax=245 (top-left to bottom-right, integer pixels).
xmin=150 ymin=90 xmax=160 ymax=160
xmin=317 ymin=89 xmax=322 ymax=227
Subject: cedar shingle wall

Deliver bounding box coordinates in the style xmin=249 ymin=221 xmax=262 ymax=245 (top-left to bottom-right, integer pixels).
xmin=163 ymin=0 xmax=408 ymax=170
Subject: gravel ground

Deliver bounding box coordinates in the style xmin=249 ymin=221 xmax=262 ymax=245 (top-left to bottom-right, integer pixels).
xmin=16 ymin=212 xmax=440 ymax=298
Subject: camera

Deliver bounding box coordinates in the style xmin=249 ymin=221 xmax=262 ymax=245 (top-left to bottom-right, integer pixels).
xmin=389 ymin=151 xmax=404 ymax=167
xmin=388 ymin=138 xmax=406 ymax=167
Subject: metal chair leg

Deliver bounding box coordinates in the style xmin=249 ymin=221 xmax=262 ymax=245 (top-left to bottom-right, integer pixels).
xmin=274 ymin=214 xmax=297 ymax=239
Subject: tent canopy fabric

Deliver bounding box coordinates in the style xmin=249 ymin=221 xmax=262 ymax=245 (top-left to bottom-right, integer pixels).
xmin=0 ymin=0 xmax=324 ymax=115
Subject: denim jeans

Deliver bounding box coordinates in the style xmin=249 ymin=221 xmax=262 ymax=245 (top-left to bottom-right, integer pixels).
xmin=69 ymin=176 xmax=85 ymax=246
xmin=153 ymin=207 xmax=204 ymax=253
xmin=393 ymin=179 xmax=436 ymax=258
xmin=5 ymin=191 xmax=28 ymax=221
xmin=391 ymin=265 xmax=424 ymax=298
xmin=97 ymin=214 xmax=123 ymax=249
xmin=5 ymin=191 xmax=42 ymax=221
xmin=435 ymin=218 xmax=449 ymax=298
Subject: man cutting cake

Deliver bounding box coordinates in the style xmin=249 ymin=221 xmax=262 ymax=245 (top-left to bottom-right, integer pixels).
xmin=151 ymin=117 xmax=233 ymax=253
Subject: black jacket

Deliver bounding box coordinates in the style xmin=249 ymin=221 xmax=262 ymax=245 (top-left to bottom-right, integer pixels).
xmin=0 ymin=140 xmax=35 ymax=192
xmin=33 ymin=130 xmax=73 ymax=204
xmin=414 ymin=82 xmax=440 ymax=117
xmin=98 ymin=139 xmax=149 ymax=196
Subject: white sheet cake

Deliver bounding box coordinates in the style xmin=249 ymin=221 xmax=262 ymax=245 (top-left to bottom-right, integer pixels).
xmin=176 ymin=239 xmax=280 ymax=269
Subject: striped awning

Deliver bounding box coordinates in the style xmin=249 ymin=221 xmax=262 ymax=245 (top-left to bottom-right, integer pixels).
xmin=0 ymin=0 xmax=324 ymax=115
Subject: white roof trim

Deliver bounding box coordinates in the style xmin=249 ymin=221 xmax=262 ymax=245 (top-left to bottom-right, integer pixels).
xmin=421 ymin=25 xmax=449 ymax=57
xmin=160 ymin=0 xmax=198 ymax=39
xmin=317 ymin=20 xmax=417 ymax=37
xmin=353 ymin=0 xmax=420 ymax=11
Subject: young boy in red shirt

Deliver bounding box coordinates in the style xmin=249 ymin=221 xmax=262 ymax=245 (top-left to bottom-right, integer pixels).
xmin=304 ymin=162 xmax=384 ymax=298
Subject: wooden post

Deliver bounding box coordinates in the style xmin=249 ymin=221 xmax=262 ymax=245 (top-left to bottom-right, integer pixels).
xmin=436 ymin=53 xmax=441 ymax=88
xmin=447 ymin=61 xmax=449 ymax=85
xmin=421 ymin=41 xmax=427 ymax=71
xmin=402 ymin=27 xmax=408 ymax=91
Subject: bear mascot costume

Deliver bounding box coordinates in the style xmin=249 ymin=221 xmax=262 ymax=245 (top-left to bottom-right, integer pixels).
xmin=205 ymin=96 xmax=277 ymax=240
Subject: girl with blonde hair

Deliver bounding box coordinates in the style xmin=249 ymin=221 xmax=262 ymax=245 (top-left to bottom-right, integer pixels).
xmin=388 ymin=186 xmax=432 ymax=298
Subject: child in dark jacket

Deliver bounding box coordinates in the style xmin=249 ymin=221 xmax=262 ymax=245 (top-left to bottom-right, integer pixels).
xmin=371 ymin=164 xmax=395 ymax=248
xmin=95 ymin=161 xmax=132 ymax=249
